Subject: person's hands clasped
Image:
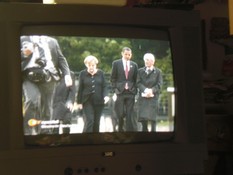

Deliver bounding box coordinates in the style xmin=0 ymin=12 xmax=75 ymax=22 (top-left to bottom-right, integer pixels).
xmin=144 ymin=88 xmax=154 ymax=98
xmin=104 ymin=96 xmax=110 ymax=104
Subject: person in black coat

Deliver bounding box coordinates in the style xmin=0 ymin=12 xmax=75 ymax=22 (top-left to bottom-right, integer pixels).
xmin=21 ymin=36 xmax=48 ymax=135
xmin=110 ymin=47 xmax=138 ymax=132
xmin=21 ymin=35 xmax=72 ymax=135
xmin=52 ymin=71 xmax=76 ymax=134
xmin=77 ymin=55 xmax=109 ymax=133
xmin=137 ymin=53 xmax=163 ymax=132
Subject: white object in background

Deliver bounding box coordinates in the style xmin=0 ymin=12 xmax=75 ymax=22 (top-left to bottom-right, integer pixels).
xmin=43 ymin=0 xmax=55 ymax=3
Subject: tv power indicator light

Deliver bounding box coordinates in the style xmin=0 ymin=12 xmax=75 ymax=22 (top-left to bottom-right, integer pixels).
xmin=103 ymin=151 xmax=115 ymax=157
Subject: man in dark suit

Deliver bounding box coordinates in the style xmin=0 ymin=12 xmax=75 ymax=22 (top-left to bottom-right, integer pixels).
xmin=39 ymin=36 xmax=72 ymax=133
xmin=52 ymin=71 xmax=76 ymax=134
xmin=22 ymin=35 xmax=72 ymax=134
xmin=111 ymin=47 xmax=138 ymax=132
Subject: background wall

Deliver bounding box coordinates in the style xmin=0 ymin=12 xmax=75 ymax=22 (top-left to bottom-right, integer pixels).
xmin=196 ymin=1 xmax=233 ymax=175
xmin=195 ymin=0 xmax=229 ymax=79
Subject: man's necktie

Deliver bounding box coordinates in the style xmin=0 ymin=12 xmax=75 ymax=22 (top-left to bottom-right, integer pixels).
xmin=125 ymin=61 xmax=129 ymax=89
xmin=125 ymin=62 xmax=129 ymax=79
xmin=147 ymin=68 xmax=152 ymax=74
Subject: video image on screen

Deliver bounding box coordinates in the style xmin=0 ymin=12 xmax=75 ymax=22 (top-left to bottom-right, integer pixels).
xmin=21 ymin=35 xmax=175 ymax=136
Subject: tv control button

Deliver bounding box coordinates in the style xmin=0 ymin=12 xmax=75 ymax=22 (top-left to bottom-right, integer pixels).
xmin=101 ymin=167 xmax=106 ymax=172
xmin=77 ymin=168 xmax=82 ymax=174
xmin=64 ymin=167 xmax=73 ymax=175
xmin=135 ymin=164 xmax=142 ymax=172
xmin=94 ymin=167 xmax=99 ymax=173
xmin=84 ymin=168 xmax=89 ymax=173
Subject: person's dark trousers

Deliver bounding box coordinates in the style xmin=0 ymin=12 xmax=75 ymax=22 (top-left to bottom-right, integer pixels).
xmin=52 ymin=119 xmax=71 ymax=134
xmin=38 ymin=80 xmax=57 ymax=134
xmin=23 ymin=80 xmax=42 ymax=135
xmin=62 ymin=119 xmax=71 ymax=134
xmin=83 ymin=100 xmax=104 ymax=133
xmin=141 ymin=121 xmax=148 ymax=132
xmin=39 ymin=80 xmax=57 ymax=121
xmin=141 ymin=120 xmax=156 ymax=132
xmin=114 ymin=91 xmax=136 ymax=132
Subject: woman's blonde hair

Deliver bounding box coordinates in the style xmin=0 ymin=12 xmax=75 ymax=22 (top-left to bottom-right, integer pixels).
xmin=84 ymin=55 xmax=99 ymax=65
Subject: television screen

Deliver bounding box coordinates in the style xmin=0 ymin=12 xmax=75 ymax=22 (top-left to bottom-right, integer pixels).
xmin=21 ymin=26 xmax=175 ymax=146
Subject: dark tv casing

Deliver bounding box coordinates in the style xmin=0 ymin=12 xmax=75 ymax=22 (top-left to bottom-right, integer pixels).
xmin=0 ymin=3 xmax=206 ymax=175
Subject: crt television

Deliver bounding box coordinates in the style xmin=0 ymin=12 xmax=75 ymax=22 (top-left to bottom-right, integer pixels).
xmin=0 ymin=3 xmax=206 ymax=175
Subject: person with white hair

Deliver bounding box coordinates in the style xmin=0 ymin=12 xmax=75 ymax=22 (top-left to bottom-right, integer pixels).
xmin=136 ymin=53 xmax=163 ymax=132
xmin=77 ymin=55 xmax=109 ymax=132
